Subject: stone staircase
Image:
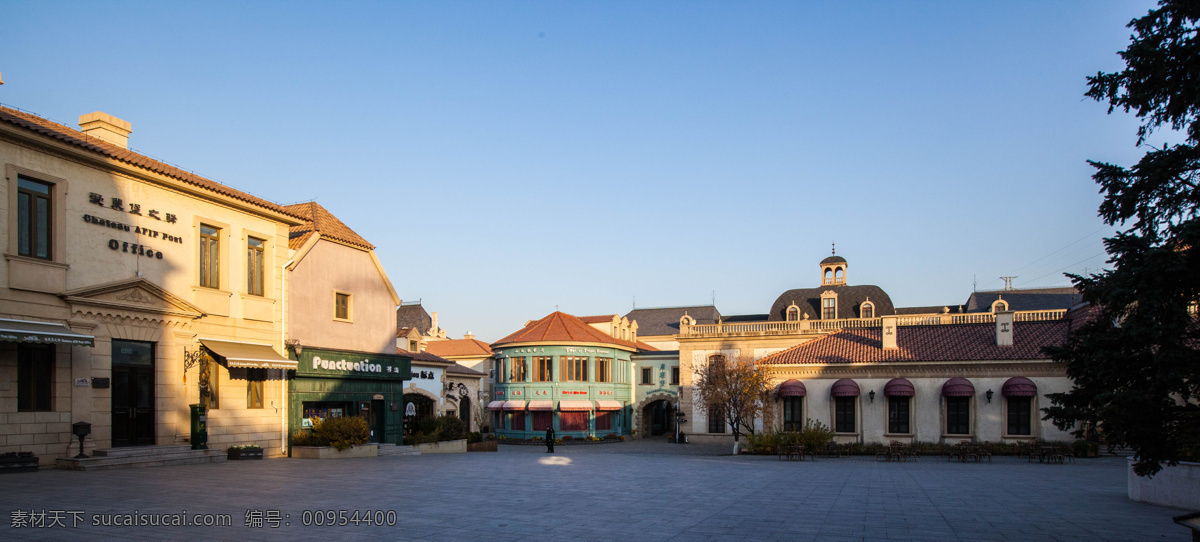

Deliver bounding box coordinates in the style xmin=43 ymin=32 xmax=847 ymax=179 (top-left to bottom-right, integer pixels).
xmin=56 ymin=445 xmax=227 ymax=471
xmin=376 ymin=444 xmax=421 ymax=457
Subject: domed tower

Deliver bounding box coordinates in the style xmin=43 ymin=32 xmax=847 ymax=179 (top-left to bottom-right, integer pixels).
xmin=820 ymin=250 xmax=847 ymax=286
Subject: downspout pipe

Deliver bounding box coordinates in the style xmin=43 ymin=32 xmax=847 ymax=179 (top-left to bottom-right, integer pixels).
xmin=281 ymin=258 xmax=294 ymax=457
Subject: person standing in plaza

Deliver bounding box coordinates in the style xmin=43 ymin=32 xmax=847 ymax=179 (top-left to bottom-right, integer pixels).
xmin=545 ymin=425 xmax=555 ymax=453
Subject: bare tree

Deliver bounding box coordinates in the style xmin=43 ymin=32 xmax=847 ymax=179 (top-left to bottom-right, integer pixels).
xmin=693 ymin=353 xmax=773 ymax=454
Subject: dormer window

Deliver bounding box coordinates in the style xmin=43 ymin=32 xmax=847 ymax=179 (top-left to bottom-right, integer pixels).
xmin=860 ymin=301 xmax=874 ymax=319
xmin=991 ymin=299 xmax=1009 ymax=313
xmin=786 ymin=303 xmax=800 ymax=321
xmin=821 ymin=291 xmax=838 ymax=320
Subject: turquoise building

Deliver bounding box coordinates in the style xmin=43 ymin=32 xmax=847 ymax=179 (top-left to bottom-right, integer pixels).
xmin=489 ymin=312 xmax=644 ymax=438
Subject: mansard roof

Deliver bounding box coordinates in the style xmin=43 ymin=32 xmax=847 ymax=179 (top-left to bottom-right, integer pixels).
xmin=768 ymin=284 xmax=895 ymax=321
xmin=624 ymin=305 xmax=721 ymax=337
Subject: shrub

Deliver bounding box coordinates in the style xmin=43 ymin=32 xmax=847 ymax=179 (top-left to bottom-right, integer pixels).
xmin=435 ymin=415 xmax=466 ymax=441
xmin=562 ymin=435 xmax=574 ymax=441
xmin=797 ymin=419 xmax=835 ymax=451
xmin=295 ymin=416 xmax=369 ymax=451
xmin=467 ymin=431 xmax=482 ymax=444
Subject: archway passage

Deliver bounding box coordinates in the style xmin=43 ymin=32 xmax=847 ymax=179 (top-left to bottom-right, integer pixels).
xmin=403 ymin=393 xmax=435 ymax=436
xmin=643 ymin=400 xmax=674 ymax=436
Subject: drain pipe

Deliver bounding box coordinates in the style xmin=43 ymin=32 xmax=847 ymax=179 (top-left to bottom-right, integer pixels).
xmin=280 ymin=258 xmax=294 ymax=457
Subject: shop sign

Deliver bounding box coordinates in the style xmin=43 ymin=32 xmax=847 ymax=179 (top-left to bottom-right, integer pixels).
xmin=411 ymin=370 xmax=435 ymax=380
xmin=563 ymin=347 xmax=611 ymax=354
xmin=295 ymin=349 xmax=410 ymax=381
xmin=561 ymin=390 xmax=587 ymax=396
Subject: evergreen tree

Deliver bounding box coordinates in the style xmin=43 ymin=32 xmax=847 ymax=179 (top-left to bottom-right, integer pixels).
xmin=1044 ymin=0 xmax=1200 ymax=477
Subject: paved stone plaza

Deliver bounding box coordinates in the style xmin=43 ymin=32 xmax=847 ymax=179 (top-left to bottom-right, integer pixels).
xmin=0 ymin=441 xmax=1189 ymax=541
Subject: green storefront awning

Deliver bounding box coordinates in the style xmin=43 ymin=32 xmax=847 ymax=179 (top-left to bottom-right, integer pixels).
xmin=0 ymin=318 xmax=93 ymax=346
xmin=200 ymin=338 xmax=297 ymax=370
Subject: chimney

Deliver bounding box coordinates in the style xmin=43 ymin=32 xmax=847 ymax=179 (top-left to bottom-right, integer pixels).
xmin=79 ymin=112 xmax=132 ymax=149
xmin=464 ymin=332 xmax=474 ymax=340
xmin=881 ymin=315 xmax=898 ymax=350
xmin=430 ymin=312 xmax=439 ymax=335
xmin=996 ymin=311 xmax=1014 ymax=347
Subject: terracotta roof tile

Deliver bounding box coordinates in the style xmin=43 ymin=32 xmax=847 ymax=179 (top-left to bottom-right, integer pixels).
xmin=492 ymin=312 xmax=639 ymax=350
xmin=396 ymin=348 xmax=452 ymax=364
xmin=758 ymin=321 xmax=1070 ymax=365
xmin=635 ymin=341 xmax=659 ymax=352
xmin=283 ymin=201 xmax=374 ymax=251
xmin=0 ymin=104 xmax=303 ymax=221
xmin=446 ymin=363 xmax=486 ymax=376
xmin=425 ymin=339 xmax=494 ymax=358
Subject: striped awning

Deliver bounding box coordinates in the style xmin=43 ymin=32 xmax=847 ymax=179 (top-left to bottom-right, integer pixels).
xmin=558 ymin=400 xmax=593 ymax=411
xmin=942 ymin=377 xmax=975 ymax=397
xmin=778 ymin=379 xmax=807 ymax=397
xmin=884 ymin=378 xmax=915 ymax=397
xmin=199 ymin=338 xmax=297 ymax=370
xmin=0 ymin=318 xmax=94 ymax=347
xmin=830 ymin=378 xmax=860 ymax=397
xmin=595 ymin=400 xmax=623 ymax=411
xmin=502 ymin=400 xmax=526 ymax=411
xmin=487 ymin=401 xmax=506 ymax=411
xmin=528 ymin=400 xmax=554 ymax=411
xmin=1002 ymin=377 xmax=1037 ymax=397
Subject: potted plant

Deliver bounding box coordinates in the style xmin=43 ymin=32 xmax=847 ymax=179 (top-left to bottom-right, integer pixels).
xmin=227 ymin=444 xmax=264 ymax=460
xmin=0 ymin=452 xmax=39 ymax=473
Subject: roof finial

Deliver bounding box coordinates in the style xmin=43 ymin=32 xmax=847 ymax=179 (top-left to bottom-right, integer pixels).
xmin=832 ymin=241 xmax=836 ymax=256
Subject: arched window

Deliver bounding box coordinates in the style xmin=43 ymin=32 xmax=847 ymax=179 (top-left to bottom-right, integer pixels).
xmin=992 ymin=299 xmax=1009 ymax=313
xmin=823 ymin=268 xmax=833 ymax=284
xmin=860 ymin=302 xmax=874 ymax=319
xmin=786 ymin=304 xmax=799 ymax=321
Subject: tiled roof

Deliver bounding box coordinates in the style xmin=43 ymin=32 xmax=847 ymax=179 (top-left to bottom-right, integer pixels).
xmin=397 ymin=348 xmax=452 ymax=364
xmin=722 ymin=314 xmax=769 ymax=323
xmin=635 ymin=341 xmax=660 ymax=352
xmin=758 ymin=320 xmax=1070 ymax=365
xmin=624 ymin=306 xmax=721 ymax=336
xmin=769 ymin=284 xmax=896 ymax=321
xmin=283 ymin=201 xmax=374 ymax=251
xmin=895 ymin=305 xmax=960 ymax=315
xmin=446 ymin=363 xmax=486 ymax=377
xmin=963 ymin=288 xmax=1082 ymax=313
xmin=578 ymin=315 xmax=617 ymax=324
xmin=492 ymin=312 xmax=639 ymax=350
xmin=0 ymin=104 xmax=303 ymax=221
xmin=396 ymin=305 xmax=432 ymax=335
xmin=425 ymin=339 xmax=493 ymax=358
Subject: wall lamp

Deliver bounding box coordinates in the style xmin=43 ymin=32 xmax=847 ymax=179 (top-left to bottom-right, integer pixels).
xmin=985 ymin=389 xmax=994 ymax=403
xmin=868 ymin=390 xmax=876 ymax=403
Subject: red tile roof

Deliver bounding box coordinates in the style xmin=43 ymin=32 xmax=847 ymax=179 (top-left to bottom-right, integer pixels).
xmin=446 ymin=363 xmax=486 ymax=377
xmin=0 ymin=104 xmax=303 ymax=221
xmin=758 ymin=321 xmax=1070 ymax=365
xmin=635 ymin=341 xmax=659 ymax=352
xmin=396 ymin=348 xmax=452 ymax=364
xmin=283 ymin=201 xmax=374 ymax=251
xmin=425 ymin=339 xmax=493 ymax=358
xmin=492 ymin=312 xmax=639 ymax=350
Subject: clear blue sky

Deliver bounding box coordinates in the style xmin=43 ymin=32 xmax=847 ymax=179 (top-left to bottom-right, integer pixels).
xmin=1 ymin=1 xmax=1159 ymax=341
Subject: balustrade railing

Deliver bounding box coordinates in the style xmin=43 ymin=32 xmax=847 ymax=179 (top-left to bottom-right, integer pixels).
xmin=681 ymin=309 xmax=1068 ymax=336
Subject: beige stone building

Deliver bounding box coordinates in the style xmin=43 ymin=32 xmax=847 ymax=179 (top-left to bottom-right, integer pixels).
xmin=0 ymin=105 xmax=303 ymax=462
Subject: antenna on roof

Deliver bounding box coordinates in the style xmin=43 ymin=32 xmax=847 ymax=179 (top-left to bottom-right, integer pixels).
xmin=632 ymin=296 xmax=636 ymax=310
xmin=1000 ymin=276 xmax=1017 ymax=291
xmin=973 ymin=275 xmax=977 ymax=292
xmin=712 ymin=290 xmax=716 ymax=306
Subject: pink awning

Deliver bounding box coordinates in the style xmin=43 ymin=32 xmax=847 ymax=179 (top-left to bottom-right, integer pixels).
xmin=528 ymin=400 xmax=553 ymax=411
xmin=486 ymin=401 xmax=506 ymax=411
xmin=1002 ymin=377 xmax=1037 ymax=397
xmin=501 ymin=400 xmax=526 ymax=411
xmin=778 ymin=379 xmax=807 ymax=397
xmin=830 ymin=378 xmax=860 ymax=397
xmin=595 ymin=400 xmax=623 ymax=411
xmin=942 ymin=378 xmax=975 ymax=397
xmin=883 ymin=378 xmax=915 ymax=397
xmin=558 ymin=400 xmax=593 ymax=411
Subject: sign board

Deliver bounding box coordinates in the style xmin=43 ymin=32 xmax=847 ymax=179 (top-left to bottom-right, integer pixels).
xmin=294 ymin=348 xmax=411 ymax=382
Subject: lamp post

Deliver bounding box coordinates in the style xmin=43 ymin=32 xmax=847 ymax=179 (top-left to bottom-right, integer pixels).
xmin=674 ymin=405 xmax=687 ymax=444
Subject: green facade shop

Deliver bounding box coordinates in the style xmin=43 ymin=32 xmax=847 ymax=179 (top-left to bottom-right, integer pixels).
xmin=288 ymin=347 xmax=411 ymax=450
xmin=491 ymin=344 xmax=634 ymax=438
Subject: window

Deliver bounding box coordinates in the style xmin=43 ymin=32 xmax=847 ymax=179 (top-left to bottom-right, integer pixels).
xmin=495 ymin=359 xmax=506 ymax=383
xmin=834 ymin=396 xmax=855 ymax=433
xmin=509 ymin=357 xmax=527 ymax=382
xmin=494 ymin=411 xmax=503 ymax=431
xmin=334 ymin=292 xmax=351 ymax=320
xmin=861 ymin=302 xmax=874 ymax=319
xmin=199 ymin=224 xmax=220 ymax=289
xmin=641 ymin=367 xmax=652 ymax=384
xmin=247 ymin=378 xmax=264 ymax=409
xmin=707 ymin=409 xmax=726 ymax=433
xmin=595 ymin=357 xmax=612 ymax=383
xmin=246 ymin=237 xmax=265 ymax=296
xmin=532 ymin=411 xmax=552 ymax=431
xmin=1007 ymin=396 xmax=1032 ymax=435
xmin=787 ymin=306 xmax=799 ymax=321
xmin=595 ymin=411 xmax=613 ymax=431
xmin=508 ymin=411 xmax=525 ymax=431
xmin=671 ymin=367 xmax=680 ymax=385
xmin=17 ymin=177 xmax=52 ymax=259
xmin=534 ymin=356 xmax=553 ymax=382
xmin=200 ymin=355 xmax=220 ymax=409
xmin=822 ymin=297 xmax=837 ymax=320
xmin=946 ymin=397 xmax=971 ymax=435
xmin=560 ymin=411 xmax=588 ymax=431
xmin=615 ymin=360 xmax=627 ymax=384
xmin=17 ymin=344 xmax=54 ymax=411
xmin=992 ymin=300 xmax=1009 ymax=313
xmin=562 ymin=356 xmax=588 ymax=382
xmin=782 ymin=396 xmax=803 ymax=432
xmin=408 ymin=340 xmax=418 ymax=352
xmin=888 ymin=396 xmax=910 ymax=434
